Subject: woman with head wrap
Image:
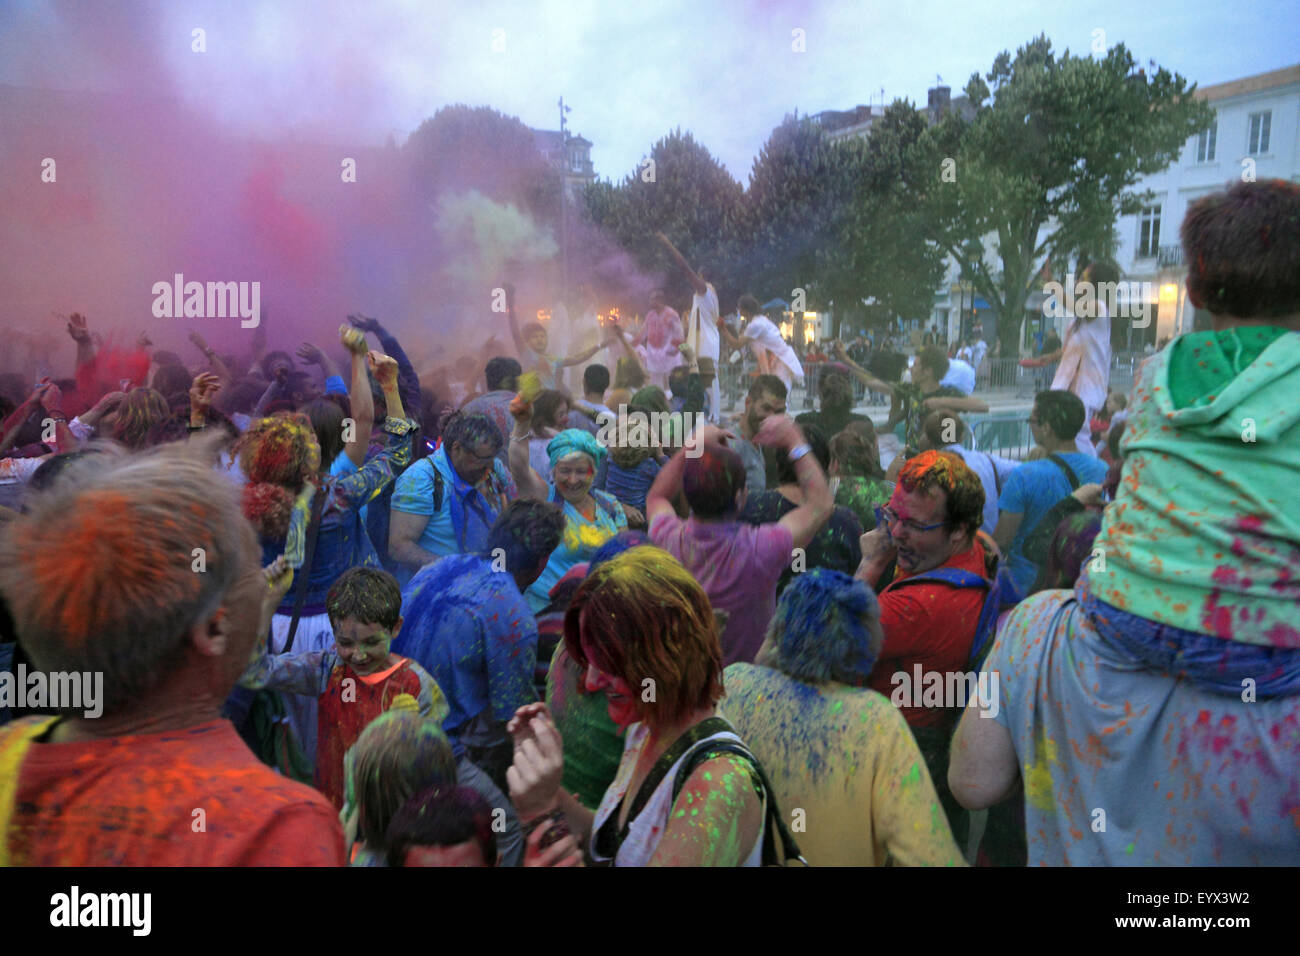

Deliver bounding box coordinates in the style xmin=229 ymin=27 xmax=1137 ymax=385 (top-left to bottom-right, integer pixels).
xmin=509 ymin=392 xmax=628 ymax=612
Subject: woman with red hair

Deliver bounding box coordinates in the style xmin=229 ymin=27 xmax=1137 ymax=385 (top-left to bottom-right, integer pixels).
xmin=505 ymin=546 xmax=772 ymax=866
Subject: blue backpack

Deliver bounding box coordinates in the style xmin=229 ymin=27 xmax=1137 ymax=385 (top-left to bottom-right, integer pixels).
xmin=884 ymin=565 xmax=1021 ymax=671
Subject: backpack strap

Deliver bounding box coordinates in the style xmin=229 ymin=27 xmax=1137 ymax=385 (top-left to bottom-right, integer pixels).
xmin=883 ymin=567 xmax=1001 ymax=670
xmin=1046 ymin=453 xmax=1081 ymax=491
xmin=672 ymin=738 xmax=806 ymax=866
xmin=885 ymin=567 xmax=990 ymax=591
xmin=432 ymin=466 xmax=444 ymax=514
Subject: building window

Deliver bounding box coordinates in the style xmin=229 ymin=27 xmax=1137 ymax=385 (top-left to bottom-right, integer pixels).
xmin=1248 ymin=111 xmax=1271 ymax=155
xmin=1196 ymin=122 xmax=1217 ymax=162
xmin=1137 ymin=205 xmax=1161 ymax=258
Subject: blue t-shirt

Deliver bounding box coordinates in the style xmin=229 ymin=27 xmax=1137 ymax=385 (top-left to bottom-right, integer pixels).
xmin=390 ymin=448 xmax=515 ymax=559
xmin=395 ymin=554 xmax=539 ymax=742
xmin=998 ymin=453 xmax=1108 ymax=594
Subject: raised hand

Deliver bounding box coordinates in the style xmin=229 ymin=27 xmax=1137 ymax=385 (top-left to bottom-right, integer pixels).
xmin=188 ymin=331 xmax=211 ymax=354
xmin=296 ymin=342 xmax=326 ymax=366
xmin=366 ymin=351 xmax=399 ymax=388
xmin=189 ymin=372 xmax=221 ymax=413
xmin=65 ymin=312 xmax=90 ymax=343
xmin=752 ymin=413 xmax=802 ymax=452
xmin=37 ymin=380 xmax=64 ymax=413
xmin=137 ymin=330 xmax=153 ymax=350
xmin=338 ymin=324 xmax=369 ymax=355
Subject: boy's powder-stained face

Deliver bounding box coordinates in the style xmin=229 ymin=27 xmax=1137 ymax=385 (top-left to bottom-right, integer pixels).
xmin=333 ymin=616 xmax=401 ymax=676
xmin=526 ymin=328 xmax=548 ymax=354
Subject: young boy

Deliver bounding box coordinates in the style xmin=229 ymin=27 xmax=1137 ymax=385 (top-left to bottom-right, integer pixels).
xmin=241 ymin=566 xmax=447 ymax=810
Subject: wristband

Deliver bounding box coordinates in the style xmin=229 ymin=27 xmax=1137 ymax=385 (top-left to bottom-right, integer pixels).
xmin=788 ymin=443 xmax=812 ymax=462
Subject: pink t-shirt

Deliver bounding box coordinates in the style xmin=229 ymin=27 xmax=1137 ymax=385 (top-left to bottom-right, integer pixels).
xmin=635 ymin=308 xmax=684 ymax=375
xmin=649 ymin=512 xmax=794 ymax=666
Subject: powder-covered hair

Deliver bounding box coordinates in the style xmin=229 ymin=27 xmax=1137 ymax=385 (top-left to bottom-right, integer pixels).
xmin=829 ymin=427 xmax=884 ymax=480
xmin=896 ymin=450 xmax=985 ymax=539
xmin=327 ymin=567 xmax=403 ymax=630
xmin=386 ymin=786 xmax=497 ymax=867
xmin=588 ymin=530 xmax=649 ymax=569
xmin=1032 ymin=509 xmax=1104 ymax=595
xmin=442 ymin=410 xmax=504 ymax=455
xmin=111 ymin=387 xmax=171 ymax=451
xmin=761 ymin=569 xmax=883 ymax=686
xmin=531 ymin=389 xmax=569 ymax=431
xmin=564 ymin=546 xmax=723 ymax=731
xmin=1034 ymin=390 xmax=1086 ymax=442
xmin=0 ymin=437 xmax=253 ymax=717
xmin=234 ymin=413 xmax=318 ymax=540
xmin=350 ymin=711 xmax=457 ymax=851
xmin=683 ymin=442 xmax=747 ymax=517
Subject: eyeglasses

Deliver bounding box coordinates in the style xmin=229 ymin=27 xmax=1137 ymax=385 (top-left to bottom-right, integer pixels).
xmin=875 ymin=505 xmax=946 ymax=535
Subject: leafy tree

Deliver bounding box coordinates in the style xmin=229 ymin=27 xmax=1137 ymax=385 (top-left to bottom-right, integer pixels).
xmin=915 ymin=35 xmax=1214 ymax=354
xmin=580 ymin=129 xmax=743 ymax=308
xmin=834 ymin=103 xmax=947 ymax=333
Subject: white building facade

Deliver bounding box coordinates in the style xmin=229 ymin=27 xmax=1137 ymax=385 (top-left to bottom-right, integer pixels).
xmin=1114 ymin=64 xmax=1300 ymax=346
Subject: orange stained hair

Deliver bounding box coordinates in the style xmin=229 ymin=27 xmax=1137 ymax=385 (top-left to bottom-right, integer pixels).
xmin=896 ymin=449 xmax=985 ymax=537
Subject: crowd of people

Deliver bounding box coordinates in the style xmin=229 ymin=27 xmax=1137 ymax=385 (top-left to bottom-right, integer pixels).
xmin=0 ymin=179 xmax=1296 ymax=867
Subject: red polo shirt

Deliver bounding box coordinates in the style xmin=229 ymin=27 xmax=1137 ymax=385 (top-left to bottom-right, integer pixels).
xmin=866 ymin=540 xmax=990 ymax=728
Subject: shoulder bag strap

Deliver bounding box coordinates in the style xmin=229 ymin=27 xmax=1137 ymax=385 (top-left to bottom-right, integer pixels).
xmin=673 ymin=739 xmax=807 ymax=866
xmin=1046 ymin=453 xmax=1081 ymax=491
xmin=611 ymin=716 xmax=733 ymax=852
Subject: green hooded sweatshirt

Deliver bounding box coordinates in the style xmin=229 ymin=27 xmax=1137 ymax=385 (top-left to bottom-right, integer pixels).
xmin=1082 ymin=326 xmax=1299 ymax=647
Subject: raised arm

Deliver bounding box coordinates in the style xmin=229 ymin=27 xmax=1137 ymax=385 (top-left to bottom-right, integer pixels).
xmin=655 ymin=232 xmax=707 ymax=296
xmin=924 ymin=394 xmax=989 ymax=415
xmin=349 ymin=313 xmax=421 ymax=415
xmin=831 ymin=341 xmax=894 ymax=396
xmin=501 ymin=282 xmax=526 ymax=356
xmin=188 ymin=331 xmax=231 ymax=386
xmin=339 ymin=325 xmax=374 ymax=468
xmin=296 ymin=340 xmax=345 ymax=394
xmin=754 ymin=415 xmax=833 ymax=550
xmin=507 ymin=397 xmax=550 ymax=501
xmin=64 ymin=312 xmax=96 ymax=373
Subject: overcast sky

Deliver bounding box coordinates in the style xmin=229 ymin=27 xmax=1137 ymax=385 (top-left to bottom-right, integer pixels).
xmin=3 ymin=0 xmax=1297 ymax=184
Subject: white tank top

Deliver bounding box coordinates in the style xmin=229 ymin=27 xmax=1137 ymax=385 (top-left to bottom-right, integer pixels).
xmin=589 ymin=722 xmax=766 ymax=867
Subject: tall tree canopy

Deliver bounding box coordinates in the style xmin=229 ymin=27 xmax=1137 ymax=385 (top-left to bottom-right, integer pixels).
xmin=914 ymin=35 xmax=1214 ymax=353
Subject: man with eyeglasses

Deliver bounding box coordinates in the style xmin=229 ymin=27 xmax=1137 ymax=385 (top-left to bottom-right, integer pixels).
xmin=854 ymin=449 xmax=997 ymax=846
xmin=389 ymin=411 xmax=517 ymax=575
